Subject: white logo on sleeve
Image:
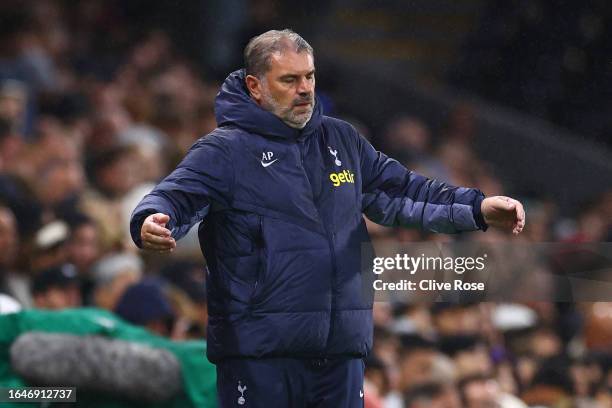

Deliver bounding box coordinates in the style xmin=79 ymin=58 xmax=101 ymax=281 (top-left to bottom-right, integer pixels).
xmin=360 ymin=389 xmax=364 ymax=398
xmin=237 ymin=381 xmax=247 ymax=405
xmin=328 ymin=146 xmax=342 ymax=166
xmin=261 ymin=151 xmax=278 ymax=168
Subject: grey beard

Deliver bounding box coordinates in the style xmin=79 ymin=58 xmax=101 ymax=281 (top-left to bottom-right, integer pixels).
xmin=288 ymin=122 xmax=307 ymax=129
xmin=260 ymin=87 xmax=313 ymax=129
xmin=283 ymin=110 xmax=313 ymax=129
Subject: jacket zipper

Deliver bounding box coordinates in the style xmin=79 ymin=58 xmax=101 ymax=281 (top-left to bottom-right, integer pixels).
xmin=296 ymin=140 xmax=338 ymax=353
xmin=250 ymin=216 xmax=265 ymax=306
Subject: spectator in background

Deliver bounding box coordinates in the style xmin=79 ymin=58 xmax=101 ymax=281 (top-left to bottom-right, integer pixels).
xmin=383 ymin=116 xmax=448 ymax=182
xmin=520 ymin=356 xmax=575 ymax=407
xmin=0 ymin=204 xmax=24 ymax=306
xmin=0 ymin=116 xmax=23 ymax=171
xmin=160 ymin=260 xmax=208 ymax=339
xmin=432 ymin=303 xmax=482 ymax=337
xmin=459 ymin=375 xmax=498 ymax=408
xmin=65 ymin=212 xmax=100 ymax=305
xmin=438 ymin=335 xmax=493 ymax=380
xmin=565 ymin=197 xmax=610 ymax=243
xmin=30 ymin=220 xmax=69 ymax=271
xmin=522 ymin=200 xmax=555 ymax=242
xmin=0 ymin=80 xmax=28 ymax=133
xmin=31 ymin=263 xmax=81 ymax=309
xmin=570 ymin=354 xmax=608 ymax=403
xmin=528 ymin=327 xmax=563 ymax=360
xmin=0 ymin=118 xmax=41 ymax=239
xmin=582 ymin=303 xmax=612 ymax=352
xmin=117 ymin=125 xmax=168 ymax=183
xmin=404 ymin=382 xmax=461 ymax=408
xmin=34 ymin=151 xmax=84 ymax=220
xmin=363 ymin=355 xmax=387 ymax=408
xmin=91 ymin=252 xmax=142 ymax=311
xmin=390 ymin=304 xmax=436 ymax=339
xmin=0 ymin=205 xmax=19 ymax=275
xmin=114 ymin=279 xmax=175 ymax=338
xmin=0 ymin=117 xmax=85 ymax=237
xmin=459 ymin=374 xmax=528 ymax=408
xmin=82 ymin=145 xmax=141 ymax=251
xmin=65 ymin=213 xmax=100 ymax=276
xmin=371 ymin=326 xmax=400 ymax=382
xmin=385 ymin=335 xmax=452 ymax=408
xmin=87 ymin=100 xmax=131 ymax=152
xmin=0 ymin=4 xmax=58 ymax=91
xmin=442 ymin=103 xmax=478 ymax=144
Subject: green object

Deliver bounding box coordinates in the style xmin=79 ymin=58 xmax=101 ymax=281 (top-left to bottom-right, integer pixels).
xmin=0 ymin=308 xmax=217 ymax=408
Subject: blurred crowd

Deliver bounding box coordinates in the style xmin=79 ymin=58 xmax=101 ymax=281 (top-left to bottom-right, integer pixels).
xmin=0 ymin=1 xmax=218 ymax=340
xmin=359 ymin=114 xmax=611 ymax=407
xmin=451 ymin=0 xmax=612 ymax=146
xmin=0 ymin=1 xmax=610 ymax=407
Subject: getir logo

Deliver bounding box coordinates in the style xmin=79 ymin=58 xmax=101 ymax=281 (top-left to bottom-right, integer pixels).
xmin=330 ymin=170 xmax=355 ymax=187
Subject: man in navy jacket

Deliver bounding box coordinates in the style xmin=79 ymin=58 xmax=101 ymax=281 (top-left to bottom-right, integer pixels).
xmin=130 ymin=29 xmax=525 ymax=407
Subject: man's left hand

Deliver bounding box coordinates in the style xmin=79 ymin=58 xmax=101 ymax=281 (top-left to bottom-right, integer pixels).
xmin=481 ymin=196 xmax=526 ymax=235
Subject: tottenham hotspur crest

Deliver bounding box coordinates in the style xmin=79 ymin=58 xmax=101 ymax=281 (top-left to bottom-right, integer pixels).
xmin=237 ymin=381 xmax=247 ymax=405
xmin=328 ymin=146 xmax=342 ymax=166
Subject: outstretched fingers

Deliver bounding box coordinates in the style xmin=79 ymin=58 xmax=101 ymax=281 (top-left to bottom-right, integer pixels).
xmin=141 ymin=213 xmax=176 ymax=252
xmin=512 ymin=199 xmax=526 ymax=234
xmin=145 ymin=221 xmax=172 ymax=237
xmin=142 ymin=235 xmax=176 ymax=252
xmin=142 ymin=231 xmax=175 ymax=246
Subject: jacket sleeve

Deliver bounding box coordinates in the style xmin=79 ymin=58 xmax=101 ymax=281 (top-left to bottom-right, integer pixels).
xmin=357 ymin=133 xmax=487 ymax=233
xmin=129 ymin=135 xmax=234 ymax=248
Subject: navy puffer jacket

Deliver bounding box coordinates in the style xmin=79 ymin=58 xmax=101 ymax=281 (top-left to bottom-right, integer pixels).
xmin=130 ymin=69 xmax=487 ymax=362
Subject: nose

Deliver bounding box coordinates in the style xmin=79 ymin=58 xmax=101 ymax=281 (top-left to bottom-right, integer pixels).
xmin=297 ymin=77 xmax=313 ymax=96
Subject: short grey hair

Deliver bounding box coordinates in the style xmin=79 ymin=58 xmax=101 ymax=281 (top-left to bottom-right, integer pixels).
xmin=244 ymin=29 xmax=313 ymax=78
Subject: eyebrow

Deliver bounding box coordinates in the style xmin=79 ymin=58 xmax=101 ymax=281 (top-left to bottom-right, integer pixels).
xmin=279 ymin=70 xmax=316 ymax=80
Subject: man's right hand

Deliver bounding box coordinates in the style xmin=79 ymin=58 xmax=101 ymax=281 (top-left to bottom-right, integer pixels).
xmin=140 ymin=213 xmax=176 ymax=253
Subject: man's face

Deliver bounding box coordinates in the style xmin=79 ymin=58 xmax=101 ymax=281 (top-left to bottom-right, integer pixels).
xmin=431 ymin=386 xmax=462 ymax=408
xmin=67 ymin=224 xmax=100 ymax=273
xmin=400 ymin=349 xmax=437 ymax=390
xmin=248 ymin=49 xmax=315 ymax=129
xmin=34 ymin=285 xmax=81 ymax=309
xmin=410 ymin=385 xmax=462 ymax=408
xmin=463 ymin=379 xmax=500 ymax=408
xmin=0 ymin=208 xmax=17 ymax=268
xmin=94 ymin=271 xmax=140 ymax=310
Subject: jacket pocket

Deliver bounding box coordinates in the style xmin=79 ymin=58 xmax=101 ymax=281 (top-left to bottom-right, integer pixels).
xmin=249 ymin=215 xmax=267 ymax=305
xmin=223 ymin=254 xmax=260 ymax=305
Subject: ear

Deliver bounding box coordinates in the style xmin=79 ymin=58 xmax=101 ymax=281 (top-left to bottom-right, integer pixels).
xmin=245 ymin=74 xmax=262 ymax=103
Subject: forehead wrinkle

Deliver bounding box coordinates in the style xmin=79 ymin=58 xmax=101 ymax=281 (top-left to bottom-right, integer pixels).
xmin=268 ymin=52 xmax=315 ymax=77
